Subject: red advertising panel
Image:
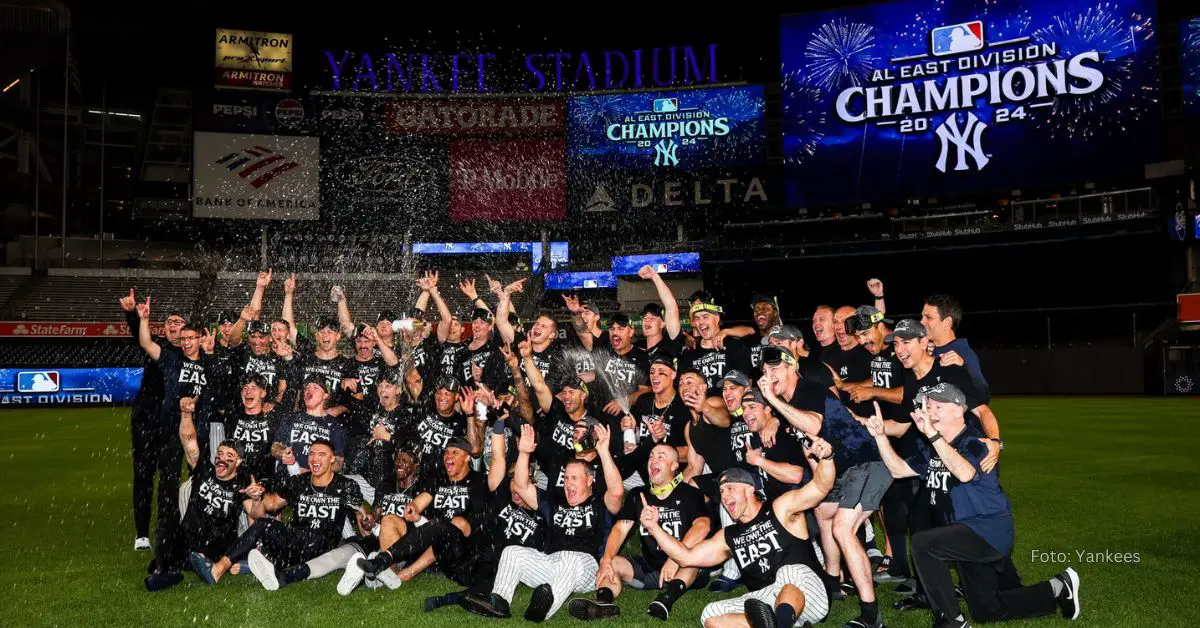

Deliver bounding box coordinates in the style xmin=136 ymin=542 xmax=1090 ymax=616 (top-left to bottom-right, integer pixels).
xmin=0 ymin=322 xmax=164 ymax=338
xmin=384 ymin=98 xmax=564 ymax=135
xmin=450 ymin=139 xmax=565 ymax=221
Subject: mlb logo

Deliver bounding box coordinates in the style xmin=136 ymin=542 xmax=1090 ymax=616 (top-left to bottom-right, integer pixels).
xmin=653 ymin=263 xmax=669 ymax=273
xmin=931 ymin=21 xmax=984 ymax=56
xmin=653 ymin=98 xmax=679 ymax=113
xmin=582 ymin=279 xmax=599 ymax=289
xmin=17 ymin=371 xmax=60 ymax=393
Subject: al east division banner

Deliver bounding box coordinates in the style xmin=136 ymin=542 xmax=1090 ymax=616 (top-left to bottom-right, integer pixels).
xmin=193 ymin=131 xmax=320 ymax=220
xmin=450 ymin=139 xmax=565 ymax=221
xmin=0 ymin=368 xmax=143 ymax=406
xmin=780 ymin=0 xmax=1159 ymax=206
xmin=0 ymin=321 xmax=164 ymax=337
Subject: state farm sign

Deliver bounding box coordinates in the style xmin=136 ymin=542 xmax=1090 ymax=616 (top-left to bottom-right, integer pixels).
xmin=0 ymin=322 xmax=165 ymax=337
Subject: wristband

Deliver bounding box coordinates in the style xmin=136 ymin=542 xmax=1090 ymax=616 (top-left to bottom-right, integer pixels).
xmin=820 ymin=453 xmax=834 ymax=461
xmin=929 ymin=432 xmax=943 ymax=444
xmin=492 ymin=419 xmax=506 ymax=436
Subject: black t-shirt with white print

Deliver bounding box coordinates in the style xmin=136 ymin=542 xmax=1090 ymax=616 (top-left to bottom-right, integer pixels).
xmin=458 ymin=335 xmax=508 ymax=391
xmin=436 ymin=341 xmax=466 ymax=378
xmin=411 ymin=405 xmax=468 ymax=472
xmin=643 ymin=332 xmax=686 ymax=364
xmin=183 ymin=459 xmax=250 ymax=542
xmin=591 ymin=345 xmax=650 ymax=414
xmin=296 ymin=352 xmax=356 ymax=409
xmin=156 ymin=345 xmax=212 ymax=428
xmin=538 ymin=479 xmax=611 ymax=557
xmin=346 ymin=405 xmax=411 ymax=488
xmin=618 ymin=483 xmax=707 ymax=569
xmin=225 ymin=409 xmax=281 ymax=480
xmin=899 ymin=362 xmax=987 ymax=459
xmin=272 ymin=411 xmax=347 ymax=470
xmin=372 ymin=475 xmax=421 ymax=519
xmin=474 ymin=482 xmax=545 ymax=561
xmin=424 ymin=468 xmax=489 ymax=522
xmin=679 ymin=341 xmax=753 ymax=397
xmin=723 ymin=502 xmax=821 ymax=593
xmin=410 ymin=336 xmax=440 ymax=385
xmin=535 ymin=399 xmax=589 ymax=489
xmin=750 ymin=427 xmax=812 ymax=500
xmin=276 ymin=473 xmax=364 ymax=549
xmin=630 ymin=393 xmax=690 ymax=447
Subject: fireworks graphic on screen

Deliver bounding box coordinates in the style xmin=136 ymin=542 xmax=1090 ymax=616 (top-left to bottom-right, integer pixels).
xmin=781 ymin=70 xmax=826 ymax=164
xmin=804 ymin=18 xmax=880 ymax=92
xmin=1032 ymin=3 xmax=1156 ymax=140
xmin=1183 ymin=18 xmax=1200 ymax=113
xmin=981 ymin=7 xmax=1033 ymax=41
xmin=696 ymin=87 xmax=764 ymax=122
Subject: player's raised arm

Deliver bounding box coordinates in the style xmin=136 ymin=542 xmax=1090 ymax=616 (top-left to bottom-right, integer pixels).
xmin=639 ymin=265 xmax=682 ymax=340
xmin=512 ymin=424 xmax=539 ymax=509
xmin=136 ymin=298 xmax=162 ymax=361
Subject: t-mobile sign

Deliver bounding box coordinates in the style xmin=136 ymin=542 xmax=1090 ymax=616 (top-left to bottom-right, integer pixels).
xmin=449 ymin=139 xmax=565 ymax=221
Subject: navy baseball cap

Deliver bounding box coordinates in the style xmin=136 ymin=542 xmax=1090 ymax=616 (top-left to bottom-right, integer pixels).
xmin=445 ymin=437 xmax=473 ymax=454
xmin=850 ymin=306 xmax=892 ymax=334
xmin=313 ymin=315 xmax=339 ymax=331
xmin=241 ymin=372 xmax=269 ymax=390
xmin=917 ymin=382 xmax=968 ymax=408
xmin=609 ymin=313 xmax=632 ymax=328
xmin=718 ymin=467 xmax=758 ymax=488
xmin=761 ymin=345 xmax=798 ymax=367
xmin=721 ymin=370 xmax=752 ymax=388
xmin=641 ymin=303 xmax=665 ymax=319
xmin=351 ymin=322 xmax=373 ymax=339
xmin=379 ymin=367 xmax=403 ymax=385
xmin=377 ymin=309 xmax=398 ymax=323
xmin=650 ymin=355 xmax=678 ymax=371
xmin=560 ymin=376 xmax=589 ymax=395
xmin=885 ymin=319 xmax=927 ymax=343
xmin=741 ymin=388 xmax=767 ymax=405
xmin=762 ymin=324 xmax=803 ymax=345
xmin=303 ymin=374 xmax=332 ymax=394
xmin=750 ymin=293 xmax=779 ymax=310
xmin=471 ymin=308 xmax=494 ymax=323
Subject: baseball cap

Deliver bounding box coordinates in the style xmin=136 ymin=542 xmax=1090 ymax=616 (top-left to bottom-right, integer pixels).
xmin=575 ymin=415 xmax=603 ymax=431
xmin=560 ymin=376 xmax=589 ymax=395
xmin=471 ymin=307 xmax=494 ymax=323
xmin=379 ymin=367 xmax=403 ymax=385
xmin=917 ymin=382 xmax=968 ymax=408
xmin=650 ymin=355 xmax=678 ymax=371
xmin=246 ymin=320 xmax=270 ymax=336
xmin=689 ymin=302 xmax=724 ymax=317
xmin=218 ymin=310 xmax=239 ymax=325
xmin=641 ymin=303 xmax=665 ymax=319
xmin=434 ymin=374 xmax=461 ymax=393
xmin=579 ymin=299 xmax=598 ymax=313
xmin=377 ymin=309 xmax=398 ymax=323
xmin=718 ymin=467 xmax=758 ymax=488
xmin=351 ymin=322 xmax=373 ymax=339
xmin=217 ymin=439 xmax=246 ymax=459
xmin=761 ymin=345 xmax=798 ymax=367
xmin=241 ymin=372 xmax=269 ymax=390
xmin=851 ymin=305 xmax=892 ymax=332
xmin=885 ymin=319 xmax=927 ymax=343
xmin=609 ymin=313 xmax=632 ymax=328
xmin=750 ymin=293 xmax=779 ymax=309
xmin=687 ymin=290 xmax=715 ymax=304
xmin=445 ymin=437 xmax=473 ymax=454
xmin=313 ymin=315 xmax=339 ymax=331
xmin=303 ymin=374 xmax=332 ymax=395
xmin=741 ymin=388 xmax=767 ymax=405
xmin=761 ymin=324 xmax=803 ymax=345
xmin=721 ymin=370 xmax=752 ymax=388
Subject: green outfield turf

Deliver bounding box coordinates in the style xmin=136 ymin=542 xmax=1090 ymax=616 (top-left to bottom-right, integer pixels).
xmin=1 ymin=397 xmax=1197 ymax=627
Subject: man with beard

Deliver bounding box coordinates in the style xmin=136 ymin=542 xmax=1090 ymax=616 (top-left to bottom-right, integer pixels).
xmin=119 ymin=288 xmax=186 ymax=550
xmin=744 ymin=294 xmax=784 ymax=375
xmin=866 ymin=388 xmax=1080 ymax=627
xmin=569 ymin=443 xmax=710 ymax=621
xmin=412 ymin=375 xmax=482 ymax=475
xmin=679 ymin=300 xmax=753 ymax=397
xmin=520 ymin=338 xmax=598 ymax=489
xmin=643 ymin=445 xmax=835 ymax=628
xmin=680 ymin=369 xmax=736 ymax=485
xmin=145 ymin=434 xmax=252 ymax=591
xmin=291 ymin=316 xmax=355 ymax=416
xmin=921 ymin=295 xmax=991 ymax=401
xmin=344 ymin=368 xmax=416 ymax=489
xmin=759 ymin=345 xmax=889 ymax=628
xmin=134 ymin=298 xmax=217 ymax=561
xmin=223 ymin=373 xmax=281 ymax=482
xmin=637 ymin=266 xmax=686 ymax=362
xmin=271 ymin=376 xmax=347 ymax=475
xmin=592 ymin=313 xmax=651 ymax=420
xmin=742 ymin=389 xmax=811 ymax=500
xmin=345 ymin=323 xmax=400 ymax=412
xmin=458 ymin=307 xmax=509 ymax=392
xmin=626 ymin=357 xmax=690 ymax=460
xmin=190 ymin=440 xmax=370 ymax=587
xmin=461 ymin=422 xmax=624 ymax=622
xmin=824 ymin=306 xmax=871 ymax=388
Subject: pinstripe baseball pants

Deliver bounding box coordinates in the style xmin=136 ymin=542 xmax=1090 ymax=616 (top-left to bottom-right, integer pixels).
xmin=491 ymin=545 xmax=598 ymax=620
xmin=698 ymin=564 xmax=829 ymax=627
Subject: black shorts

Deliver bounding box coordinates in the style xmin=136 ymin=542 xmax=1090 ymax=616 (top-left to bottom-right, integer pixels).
xmin=823 ymin=462 xmax=892 ymax=511
xmin=628 ymin=555 xmax=663 ymax=590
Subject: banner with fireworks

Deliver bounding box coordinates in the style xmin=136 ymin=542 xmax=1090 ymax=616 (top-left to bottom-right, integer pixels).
xmin=566 ymin=85 xmax=765 ymax=172
xmin=1185 ymin=17 xmax=1200 ymax=116
xmin=780 ymin=0 xmax=1158 ymax=206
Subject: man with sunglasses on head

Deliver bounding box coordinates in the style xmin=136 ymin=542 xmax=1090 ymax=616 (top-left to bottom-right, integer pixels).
xmin=119 ymin=288 xmax=187 ymax=551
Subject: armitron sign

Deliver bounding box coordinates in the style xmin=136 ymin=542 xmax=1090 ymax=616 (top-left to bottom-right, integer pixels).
xmin=215 ymin=29 xmax=294 ymax=91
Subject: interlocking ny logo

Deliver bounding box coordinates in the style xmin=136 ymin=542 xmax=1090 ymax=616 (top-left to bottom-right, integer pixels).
xmin=215 ymin=145 xmax=298 ymax=188
xmin=654 ymin=139 xmax=679 ymax=167
xmin=934 ymin=112 xmax=989 ymax=173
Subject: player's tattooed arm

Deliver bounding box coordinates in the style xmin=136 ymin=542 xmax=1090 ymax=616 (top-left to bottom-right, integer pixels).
xmin=179 ymin=397 xmax=200 ymax=469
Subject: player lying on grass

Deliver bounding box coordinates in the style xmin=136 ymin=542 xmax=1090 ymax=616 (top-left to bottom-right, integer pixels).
xmin=865 ymin=386 xmax=1080 ymax=627
xmin=643 ymin=438 xmax=837 ymax=628
xmin=188 ymin=439 xmax=370 ymax=586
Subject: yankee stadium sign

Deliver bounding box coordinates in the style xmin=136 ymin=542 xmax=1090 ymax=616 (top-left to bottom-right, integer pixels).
xmin=835 ymin=23 xmax=1105 ymax=173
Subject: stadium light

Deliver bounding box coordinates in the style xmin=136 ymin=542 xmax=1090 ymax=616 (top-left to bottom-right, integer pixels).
xmin=2 ymin=77 xmax=19 ymax=92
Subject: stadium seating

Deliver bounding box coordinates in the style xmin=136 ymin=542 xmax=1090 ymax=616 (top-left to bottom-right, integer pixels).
xmin=0 ymin=339 xmax=144 ymax=367
xmin=0 ymin=275 xmax=30 ymax=310
xmin=3 ymin=273 xmax=201 ymax=322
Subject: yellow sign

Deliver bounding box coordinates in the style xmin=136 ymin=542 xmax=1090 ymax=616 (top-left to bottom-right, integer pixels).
xmin=214 ymin=29 xmax=293 ymax=90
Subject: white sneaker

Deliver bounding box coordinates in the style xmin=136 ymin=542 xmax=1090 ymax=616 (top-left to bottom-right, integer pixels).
xmin=248 ymin=549 xmax=280 ymax=591
xmin=376 ymin=565 xmax=403 ymax=590
xmin=134 ymin=537 xmax=151 ymax=551
xmin=338 ymin=551 xmax=367 ymax=596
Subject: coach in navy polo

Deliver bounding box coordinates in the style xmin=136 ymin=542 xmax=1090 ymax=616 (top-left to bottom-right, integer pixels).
xmin=866 ymin=384 xmax=1081 ymax=627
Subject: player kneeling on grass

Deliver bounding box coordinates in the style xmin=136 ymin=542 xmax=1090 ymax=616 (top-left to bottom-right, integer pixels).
xmin=461 ymin=422 xmax=624 ymax=622
xmin=145 ymin=416 xmax=252 ymax=590
xmin=569 ymin=442 xmax=711 ymax=622
xmin=644 ymin=440 xmax=837 ymax=628
xmin=865 ymin=386 xmax=1080 ymax=628
xmin=189 ymin=439 xmax=371 ymax=588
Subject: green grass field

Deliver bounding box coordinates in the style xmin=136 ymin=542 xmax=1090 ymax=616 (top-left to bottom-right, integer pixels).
xmin=2 ymin=397 xmax=1197 ymax=627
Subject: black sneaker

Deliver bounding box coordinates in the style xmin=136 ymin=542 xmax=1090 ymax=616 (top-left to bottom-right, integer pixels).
xmin=840 ymin=581 xmax=858 ymax=598
xmin=843 ymin=612 xmax=884 ymax=628
xmin=525 ymin=583 xmax=555 ymax=622
xmin=894 ymin=579 xmax=917 ymax=596
xmin=460 ymin=592 xmax=512 ymax=619
xmin=146 ymin=559 xmax=158 ymax=575
xmin=708 ymin=575 xmax=741 ymax=592
xmin=933 ymin=616 xmax=972 ymax=628
xmin=744 ymin=598 xmax=777 ymax=628
xmin=424 ymin=595 xmax=446 ymax=613
xmin=646 ymin=600 xmax=670 ymax=621
xmin=892 ymin=595 xmax=930 ymax=611
xmin=1055 ymin=568 xmax=1081 ymax=620
xmin=823 ymin=573 xmax=846 ymax=600
xmin=568 ymin=598 xmax=621 ymax=620
xmin=144 ymin=571 xmax=183 ymax=592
